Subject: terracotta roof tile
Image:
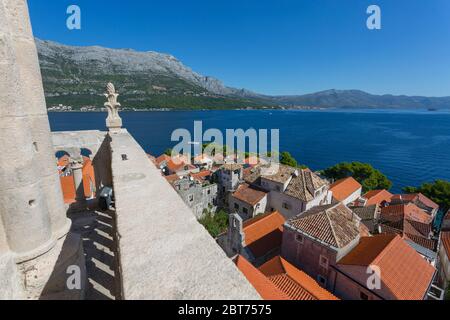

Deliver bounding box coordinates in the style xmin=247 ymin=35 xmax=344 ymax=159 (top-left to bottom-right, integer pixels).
xmin=221 ymin=163 xmax=243 ymax=171
xmin=243 ymin=212 xmax=285 ymax=259
xmin=235 ymin=255 xmax=289 ymax=300
xmin=190 ymin=170 xmax=212 ymax=182
xmin=284 ymin=168 xmax=329 ymax=202
xmin=350 ymin=205 xmax=379 ymax=221
xmin=381 ymin=203 xmax=432 ymax=225
xmin=243 ymin=164 xmax=269 ymax=184
xmin=60 ymin=175 xmax=76 ymax=204
xmin=155 ymin=154 xmax=171 ymax=166
xmin=330 ymin=177 xmax=362 ymax=202
xmin=379 ymin=220 xmax=435 ymax=251
xmin=232 ymin=183 xmax=267 ymax=206
xmin=391 ymin=193 xmax=439 ymax=212
xmin=360 ymin=223 xmax=371 ymax=237
xmin=261 ymin=164 xmax=296 ymax=184
xmin=441 ymin=232 xmax=450 ymax=258
xmin=82 ymin=158 xmax=96 ymax=197
xmin=164 ymin=174 xmax=181 ymax=184
xmin=193 ymin=154 xmax=213 ymax=164
xmin=259 ymin=256 xmax=339 ymax=300
xmin=166 ymin=159 xmax=187 ymax=172
xmin=338 ymin=234 xmax=435 ymax=300
xmin=363 ymin=189 xmax=393 ymax=206
xmin=287 ymin=203 xmax=360 ymax=248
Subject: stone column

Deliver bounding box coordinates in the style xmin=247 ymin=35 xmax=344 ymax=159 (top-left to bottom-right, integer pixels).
xmin=71 ymin=161 xmax=86 ymax=203
xmin=3 ymin=0 xmax=71 ymax=240
xmin=0 ymin=0 xmax=55 ymax=262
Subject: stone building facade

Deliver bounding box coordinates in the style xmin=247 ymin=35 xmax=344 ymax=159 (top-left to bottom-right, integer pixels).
xmin=281 ymin=203 xmax=361 ymax=291
xmin=215 ymin=164 xmax=244 ymax=206
xmin=229 ymin=184 xmax=268 ymax=220
xmin=172 ymin=176 xmax=218 ymax=219
xmin=258 ymin=166 xmax=332 ymax=219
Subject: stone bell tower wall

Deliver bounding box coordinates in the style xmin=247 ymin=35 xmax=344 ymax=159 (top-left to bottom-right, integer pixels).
xmin=2 ymin=0 xmax=71 ymax=242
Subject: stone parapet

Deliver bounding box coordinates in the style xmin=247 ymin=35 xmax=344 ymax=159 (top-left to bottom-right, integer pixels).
xmin=110 ymin=130 xmax=260 ymax=299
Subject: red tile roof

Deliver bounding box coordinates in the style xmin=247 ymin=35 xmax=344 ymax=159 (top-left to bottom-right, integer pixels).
xmin=363 ymin=189 xmax=393 ymax=206
xmin=164 ymin=174 xmax=181 ymax=184
xmin=166 ymin=159 xmax=186 ymax=172
xmin=391 ymin=193 xmax=439 ymax=211
xmin=60 ymin=175 xmax=76 ymax=204
xmin=245 ymin=156 xmax=265 ymax=166
xmin=441 ymin=232 xmax=450 ymax=259
xmin=338 ymin=234 xmax=435 ymax=300
xmin=379 ymin=220 xmax=435 ymax=251
xmin=360 ymin=223 xmax=371 ymax=237
xmin=190 ymin=170 xmax=212 ymax=182
xmin=243 ymin=212 xmax=285 ymax=258
xmin=82 ymin=158 xmax=96 ymax=197
xmin=155 ymin=154 xmax=171 ymax=166
xmin=193 ymin=154 xmax=213 ymax=164
xmin=380 ymin=203 xmax=432 ymax=225
xmin=330 ymin=177 xmax=362 ymax=202
xmin=235 ymin=255 xmax=290 ymax=300
xmin=232 ymin=183 xmax=267 ymax=206
xmin=258 ymin=256 xmax=339 ymax=300
xmin=287 ymin=203 xmax=361 ymax=249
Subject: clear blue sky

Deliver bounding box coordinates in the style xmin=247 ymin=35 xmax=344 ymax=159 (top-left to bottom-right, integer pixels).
xmin=28 ymin=0 xmax=450 ymax=97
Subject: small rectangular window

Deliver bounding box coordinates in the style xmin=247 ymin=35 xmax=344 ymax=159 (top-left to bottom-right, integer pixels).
xmin=234 ymin=203 xmax=239 ymax=210
xmin=295 ymin=234 xmax=304 ymax=244
xmin=243 ymin=207 xmax=248 ymax=215
xmin=317 ymin=275 xmax=327 ymax=287
xmin=319 ymin=255 xmax=329 ymax=269
xmin=282 ymin=202 xmax=290 ymax=210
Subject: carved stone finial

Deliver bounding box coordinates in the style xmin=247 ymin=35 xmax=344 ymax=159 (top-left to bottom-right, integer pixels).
xmin=104 ymin=82 xmax=123 ymax=133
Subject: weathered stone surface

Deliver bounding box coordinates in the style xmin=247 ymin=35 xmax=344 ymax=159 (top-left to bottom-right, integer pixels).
xmin=0 ymin=0 xmax=83 ymax=299
xmin=21 ymin=233 xmax=86 ymax=300
xmin=110 ymin=130 xmax=260 ymax=300
xmin=0 ymin=253 xmax=24 ymax=300
xmin=52 ymin=131 xmax=108 ymax=157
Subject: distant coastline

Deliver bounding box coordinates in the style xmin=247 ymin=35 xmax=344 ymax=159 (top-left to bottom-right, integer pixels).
xmin=47 ymin=105 xmax=449 ymax=113
xmin=46 ymin=105 xmax=328 ymax=112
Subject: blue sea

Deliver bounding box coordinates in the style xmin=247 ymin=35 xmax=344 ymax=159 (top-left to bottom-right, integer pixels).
xmin=48 ymin=109 xmax=450 ymax=193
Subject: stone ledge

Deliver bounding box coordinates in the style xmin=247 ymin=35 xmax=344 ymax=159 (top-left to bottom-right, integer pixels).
xmin=110 ymin=130 xmax=260 ymax=300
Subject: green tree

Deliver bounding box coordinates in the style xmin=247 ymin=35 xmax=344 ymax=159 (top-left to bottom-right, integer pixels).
xmin=280 ymin=151 xmax=298 ymax=167
xmin=322 ymin=162 xmax=392 ymax=192
xmin=403 ymin=180 xmax=450 ymax=212
xmin=198 ymin=210 xmax=229 ymax=238
xmin=164 ymin=148 xmax=173 ymax=156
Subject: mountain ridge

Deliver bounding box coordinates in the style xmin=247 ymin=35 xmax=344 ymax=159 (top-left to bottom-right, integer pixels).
xmin=36 ymin=39 xmax=450 ymax=110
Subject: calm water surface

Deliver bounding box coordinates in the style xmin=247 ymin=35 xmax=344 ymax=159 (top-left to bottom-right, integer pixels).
xmin=49 ymin=109 xmax=450 ymax=193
